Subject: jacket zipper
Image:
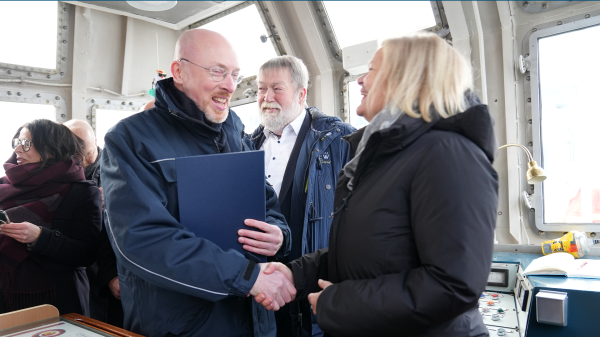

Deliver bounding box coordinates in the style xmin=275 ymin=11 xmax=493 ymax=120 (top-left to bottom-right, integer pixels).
xmin=308 ymin=202 xmax=323 ymax=222
xmin=213 ymin=139 xmax=221 ymax=153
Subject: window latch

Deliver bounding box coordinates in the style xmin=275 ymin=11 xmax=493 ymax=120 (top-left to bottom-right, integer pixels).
xmin=518 ymin=54 xmax=531 ymax=74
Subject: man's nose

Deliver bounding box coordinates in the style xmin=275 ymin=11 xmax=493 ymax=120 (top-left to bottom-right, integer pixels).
xmin=265 ymin=88 xmax=276 ymax=102
xmin=220 ymin=74 xmax=236 ymax=93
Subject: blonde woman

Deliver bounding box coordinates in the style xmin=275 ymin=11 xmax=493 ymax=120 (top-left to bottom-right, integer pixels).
xmin=258 ymin=33 xmax=499 ymax=336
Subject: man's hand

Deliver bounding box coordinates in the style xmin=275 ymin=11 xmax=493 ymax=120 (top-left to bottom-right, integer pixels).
xmin=0 ymin=222 xmax=42 ymax=243
xmin=238 ymin=219 xmax=283 ymax=256
xmin=249 ymin=263 xmax=296 ymax=311
xmin=254 ymin=262 xmax=294 ymax=310
xmin=108 ymin=276 xmax=121 ymax=300
xmin=307 ymin=279 xmax=333 ymax=315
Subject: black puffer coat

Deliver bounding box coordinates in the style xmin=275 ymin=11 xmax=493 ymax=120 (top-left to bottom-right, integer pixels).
xmin=289 ymin=104 xmax=499 ymax=337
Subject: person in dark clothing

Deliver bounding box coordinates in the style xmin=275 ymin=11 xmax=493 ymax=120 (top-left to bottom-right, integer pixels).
xmin=65 ymin=119 xmax=123 ymax=327
xmin=0 ymin=119 xmax=102 ymax=315
xmin=100 ymin=29 xmax=295 ymax=337
xmin=257 ymin=33 xmax=499 ymax=337
xmin=248 ymin=56 xmax=355 ymax=337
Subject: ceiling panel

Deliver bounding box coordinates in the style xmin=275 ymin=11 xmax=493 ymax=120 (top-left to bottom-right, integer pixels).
xmin=64 ymin=1 xmax=243 ymax=30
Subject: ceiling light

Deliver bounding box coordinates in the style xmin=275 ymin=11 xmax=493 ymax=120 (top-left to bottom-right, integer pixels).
xmin=126 ymin=1 xmax=177 ymax=12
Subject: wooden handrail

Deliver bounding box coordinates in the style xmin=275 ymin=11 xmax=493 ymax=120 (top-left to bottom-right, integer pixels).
xmin=61 ymin=313 xmax=145 ymax=337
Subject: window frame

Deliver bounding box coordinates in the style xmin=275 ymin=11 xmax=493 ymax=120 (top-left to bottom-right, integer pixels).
xmin=0 ymin=2 xmax=71 ymax=81
xmin=89 ymin=98 xmax=146 ymax=137
xmin=528 ymin=14 xmax=600 ymax=232
xmin=0 ymin=89 xmax=67 ymax=123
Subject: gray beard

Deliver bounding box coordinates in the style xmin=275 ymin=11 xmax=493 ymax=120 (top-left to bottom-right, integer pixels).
xmin=260 ymin=105 xmax=303 ymax=135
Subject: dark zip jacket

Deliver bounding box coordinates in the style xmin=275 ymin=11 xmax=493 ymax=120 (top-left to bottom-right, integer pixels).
xmin=288 ymin=103 xmax=499 ymax=337
xmin=100 ymin=78 xmax=290 ymax=337
xmin=249 ymin=107 xmax=355 ymax=262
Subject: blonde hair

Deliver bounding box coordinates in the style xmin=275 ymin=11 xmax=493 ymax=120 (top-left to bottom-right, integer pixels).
xmin=368 ymin=33 xmax=473 ymax=122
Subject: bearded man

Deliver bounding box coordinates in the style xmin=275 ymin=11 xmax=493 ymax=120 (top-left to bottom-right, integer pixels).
xmin=248 ymin=56 xmax=355 ymax=337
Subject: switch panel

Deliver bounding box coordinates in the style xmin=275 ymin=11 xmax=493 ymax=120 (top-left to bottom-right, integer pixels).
xmin=479 ymin=292 xmax=519 ymax=331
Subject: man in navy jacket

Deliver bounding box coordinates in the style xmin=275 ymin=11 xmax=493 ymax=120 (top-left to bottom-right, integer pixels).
xmin=100 ymin=29 xmax=295 ymax=337
xmin=248 ymin=56 xmax=355 ymax=337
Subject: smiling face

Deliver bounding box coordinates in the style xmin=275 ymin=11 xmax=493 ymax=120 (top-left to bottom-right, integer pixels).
xmin=257 ymin=67 xmax=305 ymax=134
xmin=14 ymin=128 xmax=42 ymax=165
xmin=172 ymin=30 xmax=240 ymax=123
xmin=356 ymin=48 xmax=386 ymax=122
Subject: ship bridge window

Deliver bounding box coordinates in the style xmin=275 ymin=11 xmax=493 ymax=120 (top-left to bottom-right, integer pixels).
xmin=529 ymin=17 xmax=600 ymax=232
xmin=0 ymin=1 xmax=68 ymax=80
xmin=347 ymin=80 xmax=368 ymax=129
xmin=91 ymin=101 xmax=145 ymax=148
xmin=0 ymin=101 xmax=58 ymax=177
xmin=196 ymin=4 xmax=278 ymax=77
xmin=231 ymin=102 xmax=260 ymax=133
xmin=322 ymin=1 xmax=436 ymax=49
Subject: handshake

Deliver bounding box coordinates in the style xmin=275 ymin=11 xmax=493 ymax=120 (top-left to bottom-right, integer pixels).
xmin=248 ymin=262 xmax=332 ymax=314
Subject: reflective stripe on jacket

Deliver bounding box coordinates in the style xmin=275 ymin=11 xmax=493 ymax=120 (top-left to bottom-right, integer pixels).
xmin=101 ymin=79 xmax=289 ymax=337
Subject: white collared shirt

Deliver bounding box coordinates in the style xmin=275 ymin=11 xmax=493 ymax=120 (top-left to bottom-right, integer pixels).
xmin=260 ymin=110 xmax=306 ymax=198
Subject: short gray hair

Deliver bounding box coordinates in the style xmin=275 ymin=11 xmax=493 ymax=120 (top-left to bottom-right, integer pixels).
xmin=259 ymin=55 xmax=309 ymax=105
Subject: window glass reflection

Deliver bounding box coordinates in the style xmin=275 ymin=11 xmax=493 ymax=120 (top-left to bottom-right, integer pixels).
xmin=538 ymin=24 xmax=600 ymax=224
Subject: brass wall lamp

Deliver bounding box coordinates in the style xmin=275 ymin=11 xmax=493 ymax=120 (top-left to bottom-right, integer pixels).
xmin=499 ymin=144 xmax=547 ymax=184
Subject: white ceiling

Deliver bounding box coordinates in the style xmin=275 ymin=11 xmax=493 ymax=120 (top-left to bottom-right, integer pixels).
xmin=63 ymin=1 xmax=244 ymax=30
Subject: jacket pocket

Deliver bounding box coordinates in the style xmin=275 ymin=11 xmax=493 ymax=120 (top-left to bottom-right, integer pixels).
xmin=155 ymin=159 xmax=177 ymax=183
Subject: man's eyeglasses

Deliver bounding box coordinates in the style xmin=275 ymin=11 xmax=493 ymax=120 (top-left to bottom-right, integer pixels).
xmin=179 ymin=58 xmax=243 ymax=84
xmin=12 ymin=138 xmax=33 ymax=152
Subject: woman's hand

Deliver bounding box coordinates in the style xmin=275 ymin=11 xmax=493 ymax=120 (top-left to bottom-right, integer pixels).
xmin=0 ymin=221 xmax=42 ymax=243
xmin=308 ymin=279 xmax=333 ymax=315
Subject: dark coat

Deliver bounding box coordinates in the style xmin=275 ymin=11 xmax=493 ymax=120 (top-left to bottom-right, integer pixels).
xmin=289 ymin=104 xmax=499 ymax=337
xmin=100 ymin=78 xmax=290 ymax=337
xmin=30 ymin=181 xmax=102 ymax=315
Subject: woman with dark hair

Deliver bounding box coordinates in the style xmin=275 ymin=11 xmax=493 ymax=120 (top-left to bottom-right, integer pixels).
xmin=0 ymin=119 xmax=102 ymax=315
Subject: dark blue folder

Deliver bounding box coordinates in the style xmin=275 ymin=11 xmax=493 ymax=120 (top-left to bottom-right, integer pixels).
xmin=176 ymin=151 xmax=266 ymax=262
